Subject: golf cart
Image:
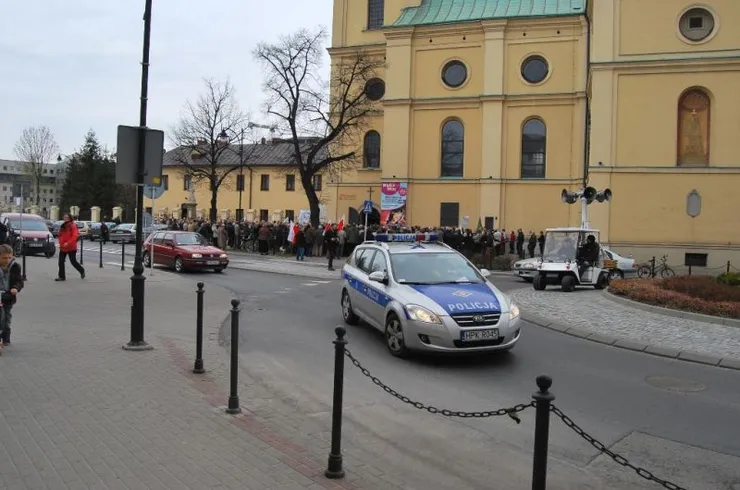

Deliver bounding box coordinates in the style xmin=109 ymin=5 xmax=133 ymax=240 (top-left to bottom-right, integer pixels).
xmin=532 ymin=227 xmax=611 ymax=292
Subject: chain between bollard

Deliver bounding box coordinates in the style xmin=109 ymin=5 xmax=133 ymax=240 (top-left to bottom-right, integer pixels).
xmin=344 ymin=348 xmax=533 ymax=422
xmin=549 ymin=405 xmax=688 ymax=490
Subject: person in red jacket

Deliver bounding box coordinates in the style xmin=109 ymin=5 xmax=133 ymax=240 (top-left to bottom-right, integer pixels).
xmin=56 ymin=214 xmax=85 ymax=281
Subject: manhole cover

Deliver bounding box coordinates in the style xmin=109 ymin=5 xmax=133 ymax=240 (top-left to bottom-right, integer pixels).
xmin=645 ymin=375 xmax=706 ymax=393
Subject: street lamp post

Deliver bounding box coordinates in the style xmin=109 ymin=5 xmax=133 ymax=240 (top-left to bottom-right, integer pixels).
xmin=124 ymin=0 xmax=154 ymax=351
xmin=219 ymin=128 xmax=247 ymax=222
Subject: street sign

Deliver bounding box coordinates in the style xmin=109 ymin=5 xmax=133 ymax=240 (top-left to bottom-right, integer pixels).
xmin=362 ymin=200 xmax=374 ymax=215
xmin=143 ymin=182 xmax=165 ymax=200
xmin=115 ymin=125 xmax=165 ymax=185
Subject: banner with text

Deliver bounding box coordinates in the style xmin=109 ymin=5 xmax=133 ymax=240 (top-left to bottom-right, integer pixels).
xmin=380 ymin=182 xmax=408 ymax=227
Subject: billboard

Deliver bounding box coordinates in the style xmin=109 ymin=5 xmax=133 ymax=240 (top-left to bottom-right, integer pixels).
xmin=380 ymin=182 xmax=407 ymax=227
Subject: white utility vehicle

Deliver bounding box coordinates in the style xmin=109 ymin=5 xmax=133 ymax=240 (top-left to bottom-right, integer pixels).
xmin=532 ymin=227 xmax=612 ymax=292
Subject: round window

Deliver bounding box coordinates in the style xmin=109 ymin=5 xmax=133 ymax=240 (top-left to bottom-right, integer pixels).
xmin=364 ymin=78 xmax=386 ymax=101
xmin=679 ymin=8 xmax=715 ymax=42
xmin=521 ymin=56 xmax=549 ymax=84
xmin=441 ymin=60 xmax=468 ymax=88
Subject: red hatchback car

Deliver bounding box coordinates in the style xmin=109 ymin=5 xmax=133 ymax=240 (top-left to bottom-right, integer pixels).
xmin=143 ymin=231 xmax=229 ymax=273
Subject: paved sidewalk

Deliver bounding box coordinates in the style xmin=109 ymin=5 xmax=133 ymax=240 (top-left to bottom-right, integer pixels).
xmin=509 ymin=287 xmax=740 ymax=369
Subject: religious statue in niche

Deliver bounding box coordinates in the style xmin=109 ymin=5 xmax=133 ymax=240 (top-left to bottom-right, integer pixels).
xmin=677 ymin=90 xmax=710 ymax=166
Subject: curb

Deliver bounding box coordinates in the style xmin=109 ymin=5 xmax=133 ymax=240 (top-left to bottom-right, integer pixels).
xmin=602 ymin=290 xmax=740 ymax=328
xmin=522 ymin=312 xmax=740 ymax=372
xmin=228 ymin=262 xmax=340 ymax=280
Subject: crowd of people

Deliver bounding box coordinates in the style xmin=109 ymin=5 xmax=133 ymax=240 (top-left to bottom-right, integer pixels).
xmin=157 ymin=217 xmax=548 ymax=269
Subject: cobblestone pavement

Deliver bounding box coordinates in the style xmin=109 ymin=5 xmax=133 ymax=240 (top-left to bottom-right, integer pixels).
xmin=509 ymin=287 xmax=740 ymax=365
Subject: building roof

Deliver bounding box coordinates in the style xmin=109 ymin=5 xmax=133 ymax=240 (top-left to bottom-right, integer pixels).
xmin=392 ymin=0 xmax=585 ymax=27
xmin=163 ymin=137 xmax=328 ymax=168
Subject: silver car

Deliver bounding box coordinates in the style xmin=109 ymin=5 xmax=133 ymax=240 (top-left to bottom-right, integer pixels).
xmin=514 ymin=247 xmax=637 ymax=282
xmin=341 ymin=233 xmax=521 ymax=357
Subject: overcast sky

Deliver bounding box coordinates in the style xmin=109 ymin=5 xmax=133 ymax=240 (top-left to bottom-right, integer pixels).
xmin=0 ymin=0 xmax=333 ymax=159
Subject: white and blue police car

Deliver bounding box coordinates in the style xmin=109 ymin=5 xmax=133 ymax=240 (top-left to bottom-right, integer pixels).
xmin=340 ymin=233 xmax=521 ymax=357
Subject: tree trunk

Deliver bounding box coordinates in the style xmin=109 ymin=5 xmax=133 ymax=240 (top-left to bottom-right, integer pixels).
xmin=303 ymin=176 xmax=321 ymax=228
xmin=35 ymin=179 xmax=41 ymax=206
xmin=210 ymin=189 xmax=218 ymax=223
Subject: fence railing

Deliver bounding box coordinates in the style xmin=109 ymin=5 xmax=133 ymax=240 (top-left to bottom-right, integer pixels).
xmin=324 ymin=326 xmax=690 ymax=490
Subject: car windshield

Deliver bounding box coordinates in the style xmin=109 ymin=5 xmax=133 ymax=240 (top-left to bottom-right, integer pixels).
xmin=390 ymin=252 xmax=482 ymax=284
xmin=8 ymin=220 xmax=49 ymax=232
xmin=175 ymin=233 xmax=207 ymax=245
xmin=542 ymin=232 xmax=580 ymax=261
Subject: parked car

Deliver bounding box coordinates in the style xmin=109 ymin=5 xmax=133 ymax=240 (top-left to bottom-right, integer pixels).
xmin=0 ymin=213 xmax=56 ymax=257
xmin=76 ymin=221 xmax=91 ymax=237
xmin=50 ymin=220 xmax=64 ymax=237
xmin=142 ymin=231 xmax=229 ymax=273
xmin=513 ymin=246 xmax=637 ymax=282
xmin=110 ymin=223 xmax=165 ymax=243
xmin=87 ymin=222 xmax=117 ymax=241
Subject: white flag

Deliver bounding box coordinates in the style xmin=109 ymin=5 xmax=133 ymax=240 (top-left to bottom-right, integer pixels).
xmin=287 ymin=220 xmax=295 ymax=243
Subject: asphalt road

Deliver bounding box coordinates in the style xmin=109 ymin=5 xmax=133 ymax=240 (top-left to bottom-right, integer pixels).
xmin=152 ymin=265 xmax=740 ymax=489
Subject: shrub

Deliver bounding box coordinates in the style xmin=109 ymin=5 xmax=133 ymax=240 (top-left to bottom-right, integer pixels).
xmin=608 ymin=278 xmax=740 ymax=319
xmin=660 ymin=275 xmax=740 ymax=302
xmin=717 ymin=272 xmax=740 ymax=287
xmin=489 ymin=255 xmax=515 ymax=271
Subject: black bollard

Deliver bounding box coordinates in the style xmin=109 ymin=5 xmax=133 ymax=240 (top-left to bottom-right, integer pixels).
xmin=21 ymin=239 xmax=27 ymax=281
xmin=120 ymin=241 xmax=125 ymax=271
xmin=79 ymin=237 xmax=84 ymax=265
xmin=193 ymin=282 xmax=205 ymax=374
xmin=99 ymin=238 xmax=103 ymax=268
xmin=727 ymin=261 xmax=731 ymax=275
xmin=650 ymin=256 xmax=656 ymax=278
xmin=325 ymin=326 xmax=347 ymax=479
xmin=225 ymin=299 xmax=241 ymax=414
xmin=531 ymin=375 xmax=555 ymax=490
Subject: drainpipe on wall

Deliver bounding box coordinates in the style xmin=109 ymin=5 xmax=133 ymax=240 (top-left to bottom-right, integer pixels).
xmin=583 ymin=4 xmax=592 ymax=189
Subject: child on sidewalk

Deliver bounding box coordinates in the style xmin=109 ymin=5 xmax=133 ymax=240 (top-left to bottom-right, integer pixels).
xmin=0 ymin=244 xmax=24 ymax=354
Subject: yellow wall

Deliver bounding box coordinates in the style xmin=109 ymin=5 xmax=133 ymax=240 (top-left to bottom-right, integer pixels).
xmin=588 ymin=0 xmax=740 ymax=266
xmin=157 ymin=166 xmax=337 ymax=222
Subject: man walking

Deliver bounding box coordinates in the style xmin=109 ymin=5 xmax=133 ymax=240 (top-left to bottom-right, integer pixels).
xmin=55 ymin=214 xmax=85 ymax=281
xmin=324 ymin=224 xmax=338 ymax=271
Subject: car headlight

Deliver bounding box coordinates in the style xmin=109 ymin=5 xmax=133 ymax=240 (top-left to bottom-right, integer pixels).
xmin=191 ymin=253 xmax=202 ymax=258
xmin=524 ymin=263 xmax=535 ymax=269
xmin=406 ymin=305 xmax=442 ymax=325
xmin=509 ymin=302 xmax=520 ymax=320
xmin=220 ymin=253 xmax=228 ymax=258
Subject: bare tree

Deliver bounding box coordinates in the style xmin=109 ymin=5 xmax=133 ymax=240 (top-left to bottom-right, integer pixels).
xmin=254 ymin=27 xmax=383 ymax=227
xmin=169 ymin=78 xmax=255 ymax=222
xmin=13 ymin=126 xmax=59 ymax=206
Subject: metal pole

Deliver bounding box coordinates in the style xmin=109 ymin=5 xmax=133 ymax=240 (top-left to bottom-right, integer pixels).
xmin=99 ymin=237 xmax=103 ymax=268
xmin=20 ymin=189 xmax=26 ymax=281
xmin=225 ymin=299 xmax=241 ymax=414
xmin=238 ymin=129 xmax=244 ymax=220
xmin=363 ymin=210 xmax=368 ymax=242
xmin=727 ymin=261 xmax=731 ymax=275
xmin=149 ymin=187 xmax=155 ymax=275
xmin=193 ymin=282 xmax=205 ymax=374
xmin=531 ymin=375 xmax=554 ymax=490
xmin=21 ymin=238 xmax=26 ymax=281
xmin=125 ymin=0 xmax=153 ymax=351
xmin=325 ymin=326 xmax=347 ymax=479
xmin=121 ymin=241 xmax=125 ymax=271
xmin=580 ymin=194 xmax=589 ymax=229
xmin=650 ymin=256 xmax=656 ymax=278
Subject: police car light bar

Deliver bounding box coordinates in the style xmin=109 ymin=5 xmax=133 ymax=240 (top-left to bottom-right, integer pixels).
xmin=374 ymin=233 xmax=440 ymax=243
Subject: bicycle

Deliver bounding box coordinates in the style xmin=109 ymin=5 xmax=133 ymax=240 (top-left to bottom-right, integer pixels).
xmin=637 ymin=254 xmax=676 ymax=279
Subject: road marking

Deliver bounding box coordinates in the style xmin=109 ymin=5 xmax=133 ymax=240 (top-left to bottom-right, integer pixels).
xmin=308 ymin=280 xmax=332 ymax=284
xmin=301 ymin=283 xmax=319 ymax=286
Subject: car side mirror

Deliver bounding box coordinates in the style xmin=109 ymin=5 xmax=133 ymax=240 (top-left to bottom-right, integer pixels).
xmin=479 ymin=268 xmax=492 ymax=278
xmin=368 ymin=271 xmax=388 ymax=284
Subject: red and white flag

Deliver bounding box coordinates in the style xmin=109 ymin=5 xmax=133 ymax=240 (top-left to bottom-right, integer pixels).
xmin=292 ymin=222 xmax=300 ymax=244
xmin=324 ymin=222 xmax=332 ymax=232
xmin=337 ymin=215 xmax=345 ymax=231
xmin=287 ymin=221 xmax=295 ymax=243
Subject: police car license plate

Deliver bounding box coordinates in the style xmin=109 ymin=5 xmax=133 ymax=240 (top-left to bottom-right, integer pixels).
xmin=29 ymin=243 xmax=43 ymax=247
xmin=461 ymin=329 xmax=498 ymax=342
xmin=206 ymin=261 xmax=219 ymax=265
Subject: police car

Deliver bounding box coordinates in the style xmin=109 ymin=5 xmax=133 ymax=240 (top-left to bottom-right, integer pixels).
xmin=341 ymin=233 xmax=521 ymax=357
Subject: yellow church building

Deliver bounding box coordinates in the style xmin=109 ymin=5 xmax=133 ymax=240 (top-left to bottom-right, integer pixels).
xmin=329 ymin=0 xmax=740 ymax=267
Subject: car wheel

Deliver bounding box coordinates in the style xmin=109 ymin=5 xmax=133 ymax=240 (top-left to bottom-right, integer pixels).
xmin=533 ymin=274 xmax=546 ymax=291
xmin=385 ymin=313 xmax=409 ymax=358
xmin=594 ymin=272 xmax=609 ymax=290
xmin=608 ymin=269 xmax=623 ymax=281
xmin=174 ymin=257 xmax=184 ymax=273
xmin=45 ymin=250 xmax=55 ymax=259
xmin=341 ymin=290 xmax=359 ymax=326
xmin=561 ymin=275 xmax=576 ymax=292
xmin=143 ymin=252 xmax=151 ymax=267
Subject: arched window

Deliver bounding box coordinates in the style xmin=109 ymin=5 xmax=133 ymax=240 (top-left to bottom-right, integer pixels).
xmin=677 ymin=89 xmax=710 ymax=166
xmin=363 ymin=131 xmax=381 ymax=169
xmin=521 ymin=119 xmax=546 ymax=179
xmin=441 ymin=120 xmax=464 ymax=177
xmin=367 ymin=0 xmax=384 ymax=30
